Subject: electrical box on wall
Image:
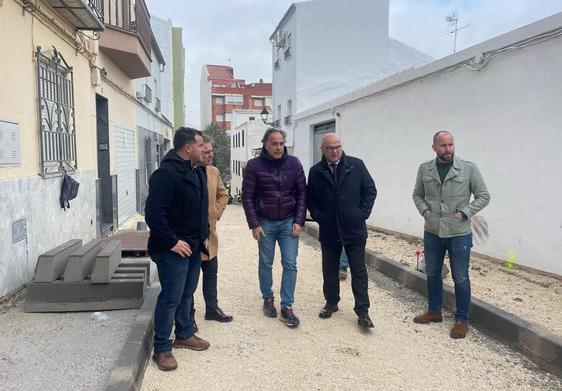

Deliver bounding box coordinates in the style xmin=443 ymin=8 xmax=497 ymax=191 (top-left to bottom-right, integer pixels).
xmin=0 ymin=119 xmax=21 ymax=166
xmin=12 ymin=218 xmax=27 ymax=244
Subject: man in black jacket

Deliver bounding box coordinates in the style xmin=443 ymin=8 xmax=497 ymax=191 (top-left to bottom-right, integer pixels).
xmin=145 ymin=127 xmax=210 ymax=371
xmin=307 ymin=133 xmax=377 ymax=329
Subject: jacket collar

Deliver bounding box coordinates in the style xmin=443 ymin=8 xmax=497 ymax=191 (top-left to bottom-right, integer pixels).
xmin=259 ymin=146 xmax=288 ymax=163
xmin=320 ymin=152 xmax=352 ymax=186
xmin=429 ymin=155 xmax=461 ymax=183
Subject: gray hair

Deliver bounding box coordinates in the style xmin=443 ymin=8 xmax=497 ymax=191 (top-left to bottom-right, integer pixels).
xmin=261 ymin=128 xmax=286 ymax=145
xmin=202 ymin=134 xmax=214 ymax=145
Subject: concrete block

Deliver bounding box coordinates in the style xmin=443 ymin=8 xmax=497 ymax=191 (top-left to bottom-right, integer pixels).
xmin=64 ymin=239 xmax=103 ymax=282
xmin=33 ymin=239 xmax=83 ymax=282
xmin=24 ymin=278 xmax=146 ymax=312
xmin=91 ymin=240 xmax=122 ymax=283
xmin=120 ymin=259 xmax=151 ymax=285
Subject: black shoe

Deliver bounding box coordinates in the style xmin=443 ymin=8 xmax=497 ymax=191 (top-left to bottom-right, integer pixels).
xmin=357 ymin=313 xmax=374 ymax=329
xmin=280 ymin=307 xmax=300 ymax=328
xmin=263 ymin=299 xmax=278 ymax=318
xmin=205 ymin=307 xmax=233 ymax=322
xmin=319 ymin=303 xmax=339 ymax=319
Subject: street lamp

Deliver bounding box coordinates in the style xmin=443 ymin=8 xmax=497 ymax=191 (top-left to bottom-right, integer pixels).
xmin=260 ymin=107 xmax=273 ymax=126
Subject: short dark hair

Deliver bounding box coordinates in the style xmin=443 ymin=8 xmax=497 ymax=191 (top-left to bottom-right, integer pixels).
xmin=173 ymin=127 xmax=203 ymax=150
xmin=433 ymin=130 xmax=453 ymax=144
xmin=261 ymin=128 xmax=286 ymax=145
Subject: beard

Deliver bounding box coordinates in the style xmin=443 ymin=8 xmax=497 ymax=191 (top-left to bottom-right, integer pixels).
xmin=437 ymin=152 xmax=454 ymax=162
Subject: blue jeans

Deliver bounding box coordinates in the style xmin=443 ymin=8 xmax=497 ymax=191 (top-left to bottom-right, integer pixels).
xmin=151 ymin=248 xmax=201 ymax=353
xmin=340 ymin=249 xmax=349 ymax=269
xmin=258 ymin=217 xmax=298 ymax=309
xmin=424 ymin=231 xmax=472 ymax=321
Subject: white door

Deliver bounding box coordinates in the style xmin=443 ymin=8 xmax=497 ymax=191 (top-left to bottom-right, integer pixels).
xmin=113 ymin=124 xmax=136 ymax=227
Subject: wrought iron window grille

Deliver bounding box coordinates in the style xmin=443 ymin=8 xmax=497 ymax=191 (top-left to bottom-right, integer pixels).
xmin=36 ymin=46 xmax=77 ymax=175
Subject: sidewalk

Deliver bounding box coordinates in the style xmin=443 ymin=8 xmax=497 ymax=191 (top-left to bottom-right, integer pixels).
xmin=140 ymin=205 xmax=561 ymax=390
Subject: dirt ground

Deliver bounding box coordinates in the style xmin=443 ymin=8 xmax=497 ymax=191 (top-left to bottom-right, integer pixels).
xmin=140 ymin=205 xmax=561 ymax=390
xmin=364 ymin=229 xmax=562 ymax=336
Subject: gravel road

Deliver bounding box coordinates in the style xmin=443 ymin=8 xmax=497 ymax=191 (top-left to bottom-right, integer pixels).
xmin=141 ymin=205 xmax=562 ymax=390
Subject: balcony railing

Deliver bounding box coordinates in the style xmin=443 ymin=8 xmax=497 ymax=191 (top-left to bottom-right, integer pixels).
xmin=284 ymin=47 xmax=292 ymax=60
xmin=272 ymin=119 xmax=281 ymax=128
xmin=46 ymin=0 xmax=104 ymax=31
xmin=284 ymin=115 xmax=292 ymax=125
xmin=274 ymin=59 xmax=280 ymax=71
xmin=105 ymin=0 xmax=151 ymax=59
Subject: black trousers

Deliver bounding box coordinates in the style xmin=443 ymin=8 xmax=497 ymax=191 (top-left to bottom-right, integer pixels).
xmin=190 ymin=256 xmax=219 ymax=316
xmin=321 ymin=240 xmax=370 ymax=316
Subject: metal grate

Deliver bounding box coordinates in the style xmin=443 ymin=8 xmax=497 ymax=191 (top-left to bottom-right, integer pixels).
xmin=36 ymin=47 xmax=77 ymax=175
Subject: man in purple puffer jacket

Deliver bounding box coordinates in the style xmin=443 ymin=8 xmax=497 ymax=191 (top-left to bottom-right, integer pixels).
xmin=242 ymin=128 xmax=306 ymax=328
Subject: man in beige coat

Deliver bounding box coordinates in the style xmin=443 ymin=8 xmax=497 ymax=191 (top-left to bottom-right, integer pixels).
xmin=190 ymin=135 xmax=232 ymax=330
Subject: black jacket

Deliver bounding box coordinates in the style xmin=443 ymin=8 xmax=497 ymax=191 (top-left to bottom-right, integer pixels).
xmin=307 ymin=153 xmax=377 ymax=244
xmin=145 ymin=150 xmax=209 ymax=255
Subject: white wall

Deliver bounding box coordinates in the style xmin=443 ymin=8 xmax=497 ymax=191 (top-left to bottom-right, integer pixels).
xmin=294 ymin=13 xmax=562 ymax=275
xmin=271 ymin=0 xmax=430 ymax=147
xmin=151 ymin=16 xmax=174 ymax=122
xmin=230 ymin=121 xmax=268 ymax=196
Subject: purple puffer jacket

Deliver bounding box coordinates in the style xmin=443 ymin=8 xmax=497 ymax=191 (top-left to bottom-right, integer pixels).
xmin=242 ymin=148 xmax=306 ymax=229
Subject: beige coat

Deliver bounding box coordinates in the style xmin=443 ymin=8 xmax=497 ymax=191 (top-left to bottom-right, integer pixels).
xmin=202 ymin=165 xmax=228 ymax=260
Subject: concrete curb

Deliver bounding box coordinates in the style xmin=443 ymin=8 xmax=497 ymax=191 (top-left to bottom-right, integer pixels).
xmin=105 ymin=284 xmax=159 ymax=391
xmin=303 ymin=225 xmax=562 ymax=377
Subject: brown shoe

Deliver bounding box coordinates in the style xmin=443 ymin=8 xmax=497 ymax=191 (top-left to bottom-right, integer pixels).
xmin=450 ymin=320 xmax=469 ymax=339
xmin=152 ymin=352 xmax=177 ymax=371
xmin=173 ymin=335 xmax=210 ymax=351
xmin=413 ymin=311 xmax=443 ymax=324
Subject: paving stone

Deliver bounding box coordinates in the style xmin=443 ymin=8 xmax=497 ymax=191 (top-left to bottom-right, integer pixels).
xmin=33 ymin=239 xmax=83 ymax=282
xmin=24 ymin=278 xmax=146 ymax=312
xmin=91 ymin=240 xmax=122 ymax=284
xmin=64 ymin=239 xmax=103 ymax=282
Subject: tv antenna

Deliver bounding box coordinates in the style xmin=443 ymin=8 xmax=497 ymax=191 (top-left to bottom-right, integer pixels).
xmin=445 ymin=11 xmax=470 ymax=53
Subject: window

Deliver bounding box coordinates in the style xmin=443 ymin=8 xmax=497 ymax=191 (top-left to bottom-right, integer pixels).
xmin=215 ymin=96 xmax=224 ymax=105
xmin=225 ymin=112 xmax=232 ymax=122
xmin=265 ymin=97 xmax=272 ymax=107
xmin=277 ymin=104 xmax=282 ymax=121
xmin=225 ymin=95 xmax=243 ymax=105
xmin=252 ymin=98 xmax=264 ymax=107
xmin=287 ymin=99 xmax=292 ymax=115
xmin=242 ymin=130 xmax=245 ymax=147
xmin=36 ymin=47 xmax=77 ymax=175
xmin=215 ymin=114 xmax=224 ymax=122
xmin=249 ymin=116 xmax=255 ymax=121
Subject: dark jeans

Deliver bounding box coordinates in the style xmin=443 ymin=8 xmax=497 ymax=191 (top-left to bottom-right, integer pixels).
xmin=424 ymin=231 xmax=472 ymax=321
xmin=321 ymin=240 xmax=370 ymax=316
xmin=190 ymin=256 xmax=219 ymax=317
xmin=151 ymin=248 xmax=201 ymax=354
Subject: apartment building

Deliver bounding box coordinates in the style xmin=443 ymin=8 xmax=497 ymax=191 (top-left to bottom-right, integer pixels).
xmin=200 ymin=64 xmax=272 ymax=130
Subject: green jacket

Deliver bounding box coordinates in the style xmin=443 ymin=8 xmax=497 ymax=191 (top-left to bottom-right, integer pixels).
xmin=412 ymin=156 xmax=490 ymax=238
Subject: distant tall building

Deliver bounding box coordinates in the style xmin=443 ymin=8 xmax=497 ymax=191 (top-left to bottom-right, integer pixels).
xmin=172 ymin=27 xmax=186 ymax=128
xmin=200 ymin=64 xmax=272 ymax=130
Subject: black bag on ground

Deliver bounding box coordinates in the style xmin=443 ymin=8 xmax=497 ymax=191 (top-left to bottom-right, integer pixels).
xmin=60 ymin=174 xmax=80 ymax=210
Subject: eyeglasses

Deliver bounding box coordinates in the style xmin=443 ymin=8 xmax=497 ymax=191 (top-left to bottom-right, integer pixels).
xmin=322 ymin=145 xmax=342 ymax=152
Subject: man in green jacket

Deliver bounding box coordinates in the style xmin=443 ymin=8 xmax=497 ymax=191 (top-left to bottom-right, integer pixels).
xmin=412 ymin=130 xmax=490 ymax=339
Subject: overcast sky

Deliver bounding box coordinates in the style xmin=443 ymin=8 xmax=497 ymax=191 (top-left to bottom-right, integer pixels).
xmin=144 ymin=0 xmax=562 ymax=128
